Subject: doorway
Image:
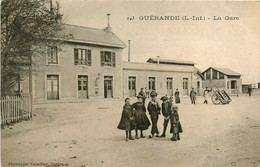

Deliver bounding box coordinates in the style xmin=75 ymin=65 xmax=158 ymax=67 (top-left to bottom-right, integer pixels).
xmin=78 ymin=75 xmax=88 ymax=98
xmin=104 ymin=76 xmax=113 ymax=98
xmin=128 ymin=76 xmax=136 ymax=97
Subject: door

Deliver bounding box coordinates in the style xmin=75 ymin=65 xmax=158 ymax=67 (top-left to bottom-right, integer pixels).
xmin=167 ymin=78 xmax=173 ymax=96
xmin=47 ymin=75 xmax=59 ymax=100
xmin=104 ymin=76 xmax=113 ymax=98
xmin=128 ymin=77 xmax=136 ymax=97
xmin=231 ymin=80 xmax=237 ymax=94
xmin=148 ymin=77 xmax=156 ymax=91
xmin=183 ymin=78 xmax=188 ymax=95
xmin=197 ymin=81 xmax=200 ymax=95
xmin=78 ymin=75 xmax=88 ymax=98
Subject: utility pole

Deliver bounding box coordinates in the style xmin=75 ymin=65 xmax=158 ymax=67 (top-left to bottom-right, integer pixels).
xmin=29 ymin=54 xmax=33 ymax=118
xmin=128 ymin=40 xmax=131 ymax=62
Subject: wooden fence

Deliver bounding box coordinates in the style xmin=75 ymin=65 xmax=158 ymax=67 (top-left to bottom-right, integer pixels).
xmin=1 ymin=95 xmax=32 ymax=126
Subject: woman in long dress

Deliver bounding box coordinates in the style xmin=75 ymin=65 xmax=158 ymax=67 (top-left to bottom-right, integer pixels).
xmin=133 ymin=95 xmax=151 ymax=139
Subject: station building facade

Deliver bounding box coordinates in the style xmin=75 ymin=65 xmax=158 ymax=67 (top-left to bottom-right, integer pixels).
xmin=20 ymin=24 xmax=240 ymax=103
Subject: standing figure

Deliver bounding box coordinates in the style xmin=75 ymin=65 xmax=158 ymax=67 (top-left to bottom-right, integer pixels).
xmin=148 ymin=91 xmax=161 ymax=138
xmin=174 ymin=89 xmax=180 ymax=104
xmin=133 ymin=95 xmax=151 ymax=139
xmin=248 ymin=86 xmax=252 ymax=96
xmin=117 ymin=98 xmax=135 ymax=141
xmin=203 ymin=87 xmax=212 ymax=104
xmin=190 ymin=88 xmax=196 ymax=104
xmin=170 ymin=104 xmax=183 ymax=141
xmin=138 ymin=88 xmax=146 ymax=106
xmin=145 ymin=87 xmax=150 ymax=98
xmin=160 ymin=96 xmax=171 ymax=138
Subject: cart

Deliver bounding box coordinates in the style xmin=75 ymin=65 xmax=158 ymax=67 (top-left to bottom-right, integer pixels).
xmin=211 ymin=87 xmax=232 ymax=105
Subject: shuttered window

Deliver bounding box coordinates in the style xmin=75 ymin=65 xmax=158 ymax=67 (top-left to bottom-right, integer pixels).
xmin=74 ymin=48 xmax=91 ymax=66
xmin=100 ymin=51 xmax=116 ymax=67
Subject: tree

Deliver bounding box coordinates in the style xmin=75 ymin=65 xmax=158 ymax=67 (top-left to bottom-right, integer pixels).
xmin=1 ymin=0 xmax=71 ymax=96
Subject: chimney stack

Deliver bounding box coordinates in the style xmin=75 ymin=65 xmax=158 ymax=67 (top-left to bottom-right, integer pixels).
xmin=157 ymin=56 xmax=160 ymax=64
xmin=128 ymin=40 xmax=131 ymax=62
xmin=105 ymin=13 xmax=112 ymax=33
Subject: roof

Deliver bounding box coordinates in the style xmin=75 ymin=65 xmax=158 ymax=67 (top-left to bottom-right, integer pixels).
xmin=123 ymin=61 xmax=194 ymax=73
xmin=194 ymin=67 xmax=204 ymax=79
xmin=203 ymin=67 xmax=242 ymax=76
xmin=62 ymin=24 xmax=126 ymax=48
xmin=147 ymin=58 xmax=196 ymax=66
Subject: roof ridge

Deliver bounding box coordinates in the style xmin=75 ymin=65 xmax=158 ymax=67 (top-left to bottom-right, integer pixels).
xmin=63 ymin=23 xmax=106 ymax=31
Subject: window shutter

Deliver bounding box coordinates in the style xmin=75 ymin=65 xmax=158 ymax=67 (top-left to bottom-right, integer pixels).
xmin=88 ymin=50 xmax=91 ymax=66
xmin=74 ymin=49 xmax=78 ymax=65
xmin=101 ymin=51 xmax=105 ymax=67
xmin=112 ymin=52 xmax=116 ymax=67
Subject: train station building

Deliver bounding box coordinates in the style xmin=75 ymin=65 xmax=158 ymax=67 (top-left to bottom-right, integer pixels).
xmin=19 ymin=24 xmax=241 ymax=103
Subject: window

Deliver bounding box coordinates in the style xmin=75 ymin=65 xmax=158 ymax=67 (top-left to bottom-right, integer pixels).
xmin=148 ymin=77 xmax=156 ymax=90
xmin=219 ymin=73 xmax=224 ymax=79
xmin=183 ymin=78 xmax=188 ymax=89
xmin=47 ymin=46 xmax=58 ymax=64
xmin=213 ymin=70 xmax=218 ymax=79
xmin=101 ymin=51 xmax=116 ymax=67
xmin=167 ymin=78 xmax=173 ymax=89
xmin=74 ymin=48 xmax=91 ymax=66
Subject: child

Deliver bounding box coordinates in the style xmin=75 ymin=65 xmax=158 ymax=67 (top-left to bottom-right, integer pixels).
xmin=148 ymin=91 xmax=161 ymax=138
xmin=169 ymin=103 xmax=183 ymax=141
xmin=133 ymin=95 xmax=151 ymax=139
xmin=160 ymin=96 xmax=171 ymax=137
xmin=117 ymin=98 xmax=135 ymax=141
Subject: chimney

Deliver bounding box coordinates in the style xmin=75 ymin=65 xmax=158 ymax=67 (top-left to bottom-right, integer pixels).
xmin=157 ymin=56 xmax=160 ymax=64
xmin=104 ymin=13 xmax=112 ymax=33
xmin=128 ymin=40 xmax=131 ymax=62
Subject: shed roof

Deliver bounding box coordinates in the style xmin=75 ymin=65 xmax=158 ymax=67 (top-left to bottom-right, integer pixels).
xmin=203 ymin=67 xmax=242 ymax=76
xmin=62 ymin=24 xmax=126 ymax=48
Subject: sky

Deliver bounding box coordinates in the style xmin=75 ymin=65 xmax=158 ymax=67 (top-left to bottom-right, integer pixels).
xmin=58 ymin=1 xmax=260 ymax=84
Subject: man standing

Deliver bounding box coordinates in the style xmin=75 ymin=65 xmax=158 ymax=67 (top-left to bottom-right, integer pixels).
xmin=248 ymin=86 xmax=252 ymax=96
xmin=190 ymin=88 xmax=196 ymax=104
xmin=138 ymin=88 xmax=146 ymax=106
xmin=174 ymin=89 xmax=180 ymax=104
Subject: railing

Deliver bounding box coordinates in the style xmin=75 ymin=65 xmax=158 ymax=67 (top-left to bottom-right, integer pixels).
xmin=1 ymin=95 xmax=32 ymax=126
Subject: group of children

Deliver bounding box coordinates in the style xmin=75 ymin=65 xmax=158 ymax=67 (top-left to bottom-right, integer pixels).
xmin=117 ymin=91 xmax=183 ymax=142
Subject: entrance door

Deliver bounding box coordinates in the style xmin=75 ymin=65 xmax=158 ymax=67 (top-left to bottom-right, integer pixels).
xmin=128 ymin=77 xmax=136 ymax=97
xmin=167 ymin=78 xmax=173 ymax=96
xmin=197 ymin=81 xmax=200 ymax=95
xmin=78 ymin=75 xmax=88 ymax=98
xmin=183 ymin=78 xmax=188 ymax=95
xmin=231 ymin=80 xmax=237 ymax=94
xmin=47 ymin=75 xmax=59 ymax=100
xmin=104 ymin=76 xmax=113 ymax=98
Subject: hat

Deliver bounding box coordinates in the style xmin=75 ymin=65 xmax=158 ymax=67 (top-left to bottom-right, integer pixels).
xmin=150 ymin=91 xmax=157 ymax=97
xmin=160 ymin=96 xmax=168 ymax=101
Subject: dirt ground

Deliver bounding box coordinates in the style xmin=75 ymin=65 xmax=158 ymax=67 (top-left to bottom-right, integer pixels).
xmin=1 ymin=95 xmax=260 ymax=167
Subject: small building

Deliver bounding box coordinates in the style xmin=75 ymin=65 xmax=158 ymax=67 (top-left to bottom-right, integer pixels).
xmin=123 ymin=58 xmax=196 ymax=97
xmin=202 ymin=67 xmax=242 ymax=95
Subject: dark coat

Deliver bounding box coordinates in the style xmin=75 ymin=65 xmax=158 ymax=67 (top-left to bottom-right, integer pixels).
xmin=117 ymin=104 xmax=135 ymax=130
xmin=170 ymin=104 xmax=183 ymax=134
xmin=147 ymin=101 xmax=161 ymax=115
xmin=148 ymin=101 xmax=161 ymax=134
xmin=139 ymin=91 xmax=146 ymax=99
xmin=190 ymin=90 xmax=196 ymax=101
xmin=133 ymin=102 xmax=150 ymax=130
xmin=175 ymin=91 xmax=180 ymax=103
xmin=162 ymin=101 xmax=171 ymax=117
